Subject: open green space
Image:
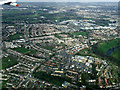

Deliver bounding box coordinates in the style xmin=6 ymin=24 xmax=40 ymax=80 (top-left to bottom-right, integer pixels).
xmin=9 ymin=33 xmax=24 ymax=40
xmin=111 ymin=49 xmax=120 ymax=61
xmin=97 ymin=39 xmax=120 ymax=53
xmin=92 ymin=38 xmax=120 ymax=66
xmin=43 ymin=46 xmax=54 ymax=50
xmin=28 ymin=50 xmax=37 ymax=55
xmin=2 ymin=56 xmax=18 ymax=69
xmin=70 ymin=32 xmax=87 ymax=37
xmin=12 ymin=47 xmax=37 ymax=55
xmin=75 ymin=48 xmax=97 ymax=57
xmin=12 ymin=47 xmax=30 ymax=54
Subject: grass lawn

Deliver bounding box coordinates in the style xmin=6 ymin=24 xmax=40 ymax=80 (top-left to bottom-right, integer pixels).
xmin=97 ymin=38 xmax=120 ymax=57
xmin=75 ymin=48 xmax=97 ymax=57
xmin=93 ymin=38 xmax=120 ymax=65
xmin=2 ymin=56 xmax=18 ymax=69
xmin=12 ymin=47 xmax=31 ymax=54
xmin=43 ymin=46 xmax=54 ymax=50
xmin=70 ymin=31 xmax=87 ymax=37
xmin=9 ymin=33 xmax=24 ymax=40
xmin=111 ymin=48 xmax=120 ymax=62
xmin=12 ymin=47 xmax=37 ymax=55
xmin=28 ymin=51 xmax=37 ymax=55
xmin=97 ymin=39 xmax=120 ymax=53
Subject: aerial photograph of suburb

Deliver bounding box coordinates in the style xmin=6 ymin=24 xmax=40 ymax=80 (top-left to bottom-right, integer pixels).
xmin=0 ymin=0 xmax=119 ymax=89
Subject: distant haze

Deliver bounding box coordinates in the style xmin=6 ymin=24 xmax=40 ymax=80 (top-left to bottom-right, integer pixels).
xmin=17 ymin=0 xmax=119 ymax=2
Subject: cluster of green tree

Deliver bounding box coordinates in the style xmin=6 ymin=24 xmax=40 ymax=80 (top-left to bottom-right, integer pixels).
xmin=32 ymin=71 xmax=72 ymax=86
xmin=2 ymin=7 xmax=88 ymax=25
xmin=2 ymin=80 xmax=8 ymax=88
xmin=3 ymin=10 xmax=33 ymax=23
xmin=81 ymin=71 xmax=99 ymax=89
xmin=93 ymin=19 xmax=110 ymax=26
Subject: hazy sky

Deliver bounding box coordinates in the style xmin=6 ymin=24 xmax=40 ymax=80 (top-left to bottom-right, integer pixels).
xmin=17 ymin=0 xmax=119 ymax=2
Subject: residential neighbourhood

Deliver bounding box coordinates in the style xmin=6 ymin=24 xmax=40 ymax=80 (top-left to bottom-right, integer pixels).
xmin=0 ymin=2 xmax=120 ymax=89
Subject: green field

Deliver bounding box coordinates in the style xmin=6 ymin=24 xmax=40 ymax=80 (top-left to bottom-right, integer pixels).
xmin=9 ymin=33 xmax=24 ymax=40
xmin=70 ymin=32 xmax=87 ymax=37
xmin=43 ymin=46 xmax=54 ymax=50
xmin=12 ymin=47 xmax=30 ymax=54
xmin=2 ymin=56 xmax=18 ymax=69
xmin=75 ymin=48 xmax=96 ymax=57
xmin=111 ymin=48 xmax=120 ymax=61
xmin=93 ymin=38 xmax=120 ymax=65
xmin=12 ymin=47 xmax=37 ymax=55
xmin=97 ymin=39 xmax=120 ymax=53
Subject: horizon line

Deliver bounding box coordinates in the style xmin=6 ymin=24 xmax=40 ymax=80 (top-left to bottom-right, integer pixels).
xmin=17 ymin=1 xmax=119 ymax=3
